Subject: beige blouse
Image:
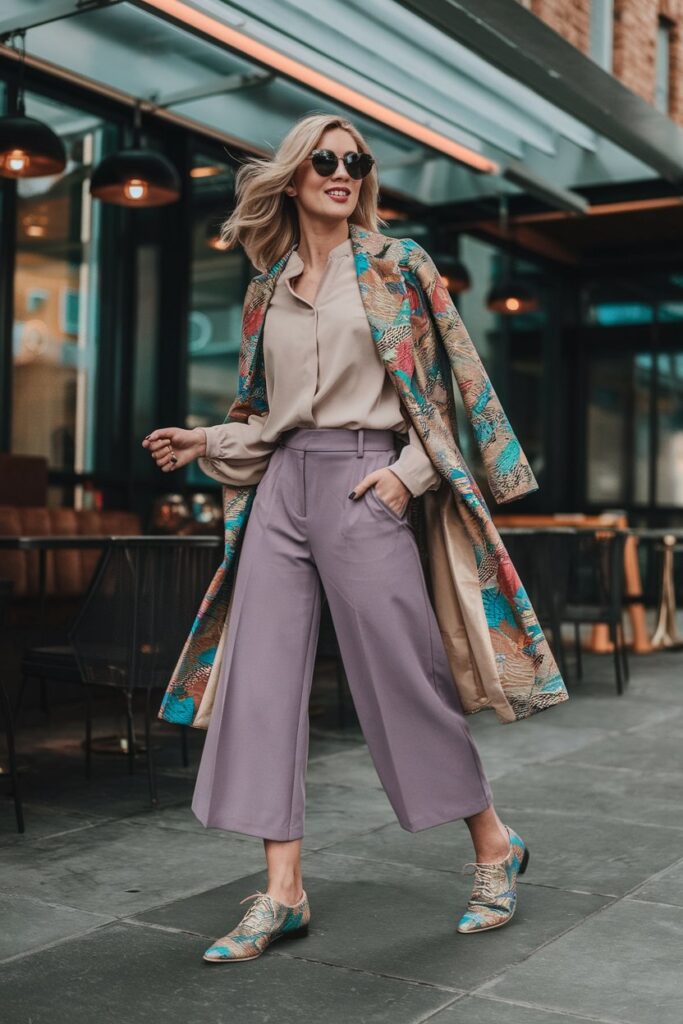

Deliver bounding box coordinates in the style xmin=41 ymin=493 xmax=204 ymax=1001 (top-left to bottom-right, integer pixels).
xmin=197 ymin=234 xmax=441 ymax=496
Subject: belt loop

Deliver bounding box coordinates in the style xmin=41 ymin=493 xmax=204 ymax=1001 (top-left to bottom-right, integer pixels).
xmin=357 ymin=428 xmax=364 ymax=457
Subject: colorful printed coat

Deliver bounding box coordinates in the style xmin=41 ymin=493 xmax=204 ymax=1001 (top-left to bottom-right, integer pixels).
xmin=158 ymin=222 xmax=569 ymax=729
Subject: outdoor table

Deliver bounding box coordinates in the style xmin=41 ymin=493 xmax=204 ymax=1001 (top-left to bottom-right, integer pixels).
xmin=494 ymin=513 xmax=651 ymax=653
xmin=0 ymin=534 xmax=222 ymax=754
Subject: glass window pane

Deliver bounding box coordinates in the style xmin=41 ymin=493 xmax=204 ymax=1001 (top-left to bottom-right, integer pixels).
xmin=11 ymin=91 xmax=106 ymax=476
xmin=656 ymin=352 xmax=683 ymax=506
xmin=586 ymin=353 xmax=650 ymax=505
xmin=185 ymin=152 xmax=246 ymax=487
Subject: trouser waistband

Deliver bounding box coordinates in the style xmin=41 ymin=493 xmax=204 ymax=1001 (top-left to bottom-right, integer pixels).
xmin=278 ymin=427 xmax=396 ymax=454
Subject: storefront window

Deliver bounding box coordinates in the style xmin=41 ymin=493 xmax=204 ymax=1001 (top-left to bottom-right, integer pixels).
xmin=184 ymin=151 xmax=246 ymax=486
xmin=10 ymin=91 xmax=107 ymax=487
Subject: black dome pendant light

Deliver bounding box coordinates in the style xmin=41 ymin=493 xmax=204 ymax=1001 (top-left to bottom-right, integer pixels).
xmin=90 ymin=99 xmax=181 ymax=207
xmin=0 ymin=30 xmax=66 ymax=179
xmin=486 ymin=193 xmax=539 ymax=315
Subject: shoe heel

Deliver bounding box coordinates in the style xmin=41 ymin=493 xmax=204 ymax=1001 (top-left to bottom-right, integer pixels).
xmin=519 ymin=846 xmax=530 ymax=874
xmin=286 ymin=923 xmax=309 ymax=938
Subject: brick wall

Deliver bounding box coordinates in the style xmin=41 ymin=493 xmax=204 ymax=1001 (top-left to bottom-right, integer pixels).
xmin=521 ymin=0 xmax=683 ymax=124
xmin=530 ymin=0 xmax=591 ymax=53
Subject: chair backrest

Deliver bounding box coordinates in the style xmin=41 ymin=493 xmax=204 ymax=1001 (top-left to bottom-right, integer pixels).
xmin=68 ymin=537 xmax=222 ymax=691
xmin=498 ymin=528 xmax=575 ymax=622
xmin=565 ymin=529 xmax=628 ymax=612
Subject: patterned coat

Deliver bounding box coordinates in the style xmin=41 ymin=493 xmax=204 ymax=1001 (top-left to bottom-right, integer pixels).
xmin=158 ymin=222 xmax=569 ymax=729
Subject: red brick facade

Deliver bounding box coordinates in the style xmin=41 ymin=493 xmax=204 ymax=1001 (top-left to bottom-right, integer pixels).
xmin=523 ymin=0 xmax=683 ymax=124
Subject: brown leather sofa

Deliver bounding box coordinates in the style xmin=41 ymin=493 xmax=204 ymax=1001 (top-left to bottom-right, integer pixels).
xmin=0 ymin=453 xmax=141 ymax=603
xmin=0 ymin=505 xmax=142 ymax=601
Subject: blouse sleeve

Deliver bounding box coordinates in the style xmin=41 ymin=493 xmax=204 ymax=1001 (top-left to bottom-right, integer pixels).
xmin=387 ymin=424 xmax=441 ymax=496
xmin=196 ymin=413 xmax=276 ymax=487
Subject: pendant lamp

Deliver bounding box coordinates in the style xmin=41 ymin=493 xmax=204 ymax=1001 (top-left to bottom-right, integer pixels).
xmin=432 ymin=250 xmax=471 ymax=295
xmin=0 ymin=31 xmax=66 ymax=179
xmin=90 ymin=100 xmax=181 ymax=207
xmin=485 ymin=193 xmax=539 ymax=315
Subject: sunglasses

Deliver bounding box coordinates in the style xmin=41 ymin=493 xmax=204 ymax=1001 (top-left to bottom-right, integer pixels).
xmin=307 ymin=148 xmax=375 ymax=180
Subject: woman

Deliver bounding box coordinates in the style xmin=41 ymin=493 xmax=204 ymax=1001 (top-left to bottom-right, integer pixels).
xmin=142 ymin=113 xmax=551 ymax=962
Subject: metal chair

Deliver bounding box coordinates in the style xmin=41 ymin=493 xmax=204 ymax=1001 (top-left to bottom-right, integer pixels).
xmin=559 ymin=528 xmax=630 ymax=694
xmin=0 ymin=579 xmax=24 ymax=832
xmin=18 ymin=536 xmax=221 ymax=806
xmin=497 ymin=527 xmax=573 ymax=684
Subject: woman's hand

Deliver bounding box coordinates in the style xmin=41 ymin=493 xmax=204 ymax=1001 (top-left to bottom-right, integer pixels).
xmin=349 ymin=467 xmax=411 ymax=517
xmin=141 ymin=427 xmax=207 ymax=472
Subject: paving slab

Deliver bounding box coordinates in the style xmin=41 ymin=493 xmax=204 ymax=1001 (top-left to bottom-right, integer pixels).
xmin=317 ymin=810 xmax=683 ymax=897
xmin=0 ymin=920 xmax=460 ymax=1024
xmin=486 ymin=760 xmax=683 ymax=830
xmin=559 ymin=719 xmax=683 ymax=775
xmin=0 ymin=804 xmax=108 ymax=844
xmin=429 ymin=993 xmax=617 ymax=1024
xmin=0 ymin=818 xmax=262 ymax=917
xmin=627 ymin=855 xmax=683 ymax=909
xmin=0 ymin=893 xmax=112 ymax=963
xmin=482 ymin=898 xmax=683 ymax=1024
xmin=134 ymin=850 xmax=608 ymax=991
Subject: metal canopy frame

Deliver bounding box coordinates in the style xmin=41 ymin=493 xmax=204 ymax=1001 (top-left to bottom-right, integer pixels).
xmin=396 ymin=0 xmax=683 ymax=184
xmin=0 ymin=0 xmax=676 ymax=215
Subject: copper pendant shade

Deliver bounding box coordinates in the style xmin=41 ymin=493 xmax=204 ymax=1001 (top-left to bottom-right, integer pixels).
xmin=485 ymin=193 xmax=539 ymax=315
xmin=89 ymin=97 xmax=181 ymax=207
xmin=433 ymin=252 xmax=471 ymax=295
xmin=0 ymin=31 xmax=66 ymax=179
xmin=0 ymin=112 xmax=67 ymax=178
xmin=90 ymin=148 xmax=181 ymax=207
xmin=486 ymin=280 xmax=539 ymax=315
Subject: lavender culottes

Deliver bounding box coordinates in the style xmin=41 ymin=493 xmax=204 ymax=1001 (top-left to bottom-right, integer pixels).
xmin=191 ymin=426 xmax=493 ymax=841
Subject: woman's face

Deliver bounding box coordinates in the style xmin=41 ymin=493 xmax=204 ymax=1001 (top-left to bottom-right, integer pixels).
xmin=286 ymin=128 xmax=363 ymax=225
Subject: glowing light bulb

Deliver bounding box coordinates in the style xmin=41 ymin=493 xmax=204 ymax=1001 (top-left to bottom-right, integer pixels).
xmin=6 ymin=149 xmax=29 ymax=173
xmin=124 ymin=177 xmax=148 ymax=201
xmin=505 ymin=297 xmax=520 ymax=312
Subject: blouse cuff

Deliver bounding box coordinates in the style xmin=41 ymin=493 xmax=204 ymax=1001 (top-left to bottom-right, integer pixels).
xmin=197 ymin=414 xmax=274 ymax=487
xmin=388 ymin=431 xmax=441 ymax=497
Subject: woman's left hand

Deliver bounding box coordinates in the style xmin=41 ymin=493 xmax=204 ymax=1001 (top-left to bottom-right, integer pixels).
xmin=349 ymin=467 xmax=411 ymax=517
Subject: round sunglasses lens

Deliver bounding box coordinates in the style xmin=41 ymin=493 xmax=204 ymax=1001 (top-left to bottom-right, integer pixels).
xmin=311 ymin=151 xmax=338 ymax=176
xmin=346 ymin=153 xmax=373 ymax=179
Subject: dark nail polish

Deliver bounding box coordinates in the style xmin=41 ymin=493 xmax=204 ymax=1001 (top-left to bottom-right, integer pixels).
xmin=348 ymin=491 xmax=356 ymax=499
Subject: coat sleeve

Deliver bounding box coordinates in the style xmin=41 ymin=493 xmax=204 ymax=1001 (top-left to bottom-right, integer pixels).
xmin=404 ymin=241 xmax=539 ymax=504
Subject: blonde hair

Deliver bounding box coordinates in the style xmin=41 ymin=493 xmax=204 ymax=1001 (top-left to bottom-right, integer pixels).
xmin=219 ymin=113 xmax=387 ymax=272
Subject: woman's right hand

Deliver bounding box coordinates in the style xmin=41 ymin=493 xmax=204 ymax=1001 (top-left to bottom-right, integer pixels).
xmin=141 ymin=427 xmax=207 ymax=473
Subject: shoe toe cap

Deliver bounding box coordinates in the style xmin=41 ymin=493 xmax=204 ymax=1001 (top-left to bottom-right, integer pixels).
xmin=203 ymin=944 xmax=234 ymax=960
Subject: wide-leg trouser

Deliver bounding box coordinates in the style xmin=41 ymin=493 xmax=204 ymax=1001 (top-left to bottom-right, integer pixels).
xmin=192 ymin=426 xmax=493 ymax=840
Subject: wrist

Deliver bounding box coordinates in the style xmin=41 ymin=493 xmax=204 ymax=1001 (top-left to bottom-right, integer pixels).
xmin=193 ymin=427 xmax=207 ymax=458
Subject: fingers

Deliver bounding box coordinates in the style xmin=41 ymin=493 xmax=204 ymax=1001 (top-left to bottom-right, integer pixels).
xmin=348 ymin=470 xmax=381 ymax=499
xmin=141 ymin=429 xmax=180 ymax=472
xmin=141 ymin=428 xmax=174 ymax=449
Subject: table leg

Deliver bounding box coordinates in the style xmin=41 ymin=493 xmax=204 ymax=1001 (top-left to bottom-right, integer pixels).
xmin=651 ymin=535 xmax=683 ymax=649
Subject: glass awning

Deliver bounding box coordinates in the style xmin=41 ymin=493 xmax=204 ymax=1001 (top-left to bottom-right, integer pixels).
xmin=0 ymin=0 xmax=658 ymax=212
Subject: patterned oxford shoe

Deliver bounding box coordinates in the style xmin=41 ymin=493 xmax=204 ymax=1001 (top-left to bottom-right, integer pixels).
xmin=203 ymin=889 xmax=310 ymax=962
xmin=456 ymin=824 xmax=529 ymax=934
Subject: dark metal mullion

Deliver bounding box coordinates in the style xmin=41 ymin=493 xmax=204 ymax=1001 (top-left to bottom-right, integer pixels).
xmin=0 ymin=78 xmax=17 ymax=453
xmin=649 ymin=299 xmax=660 ymax=520
xmin=157 ymin=130 xmax=192 ymax=447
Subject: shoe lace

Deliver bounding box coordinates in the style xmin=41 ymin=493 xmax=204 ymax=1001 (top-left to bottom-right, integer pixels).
xmin=461 ymin=862 xmax=506 ymax=905
xmin=237 ymin=890 xmax=273 ymax=930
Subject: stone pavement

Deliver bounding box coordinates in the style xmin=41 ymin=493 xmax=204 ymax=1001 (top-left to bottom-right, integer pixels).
xmin=1 ymin=644 xmax=682 ymax=1024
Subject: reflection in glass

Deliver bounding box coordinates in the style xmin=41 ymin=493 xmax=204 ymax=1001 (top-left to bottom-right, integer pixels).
xmin=185 ymin=153 xmax=245 ymax=487
xmin=586 ymin=354 xmax=650 ymax=505
xmin=11 ymin=92 xmax=105 ymax=478
xmin=656 ymin=353 xmax=683 ymax=507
